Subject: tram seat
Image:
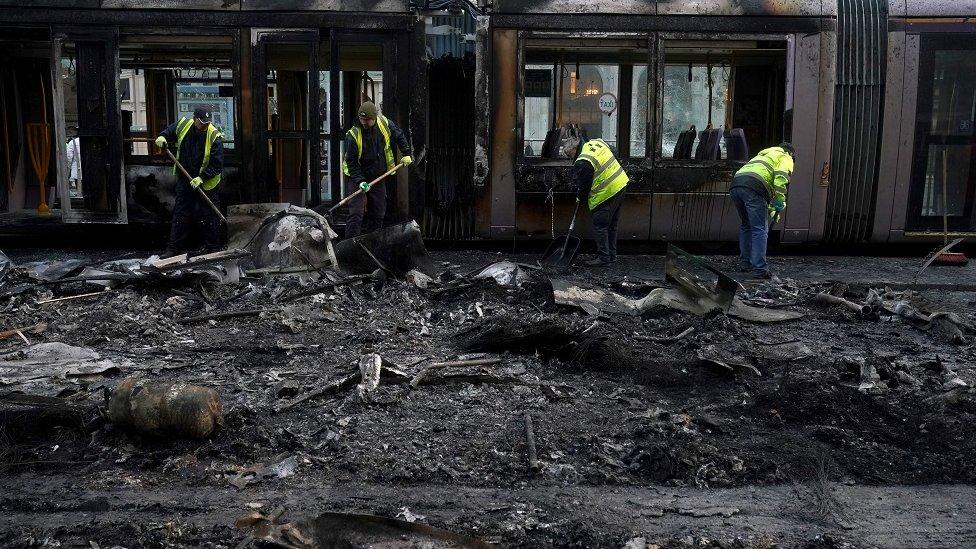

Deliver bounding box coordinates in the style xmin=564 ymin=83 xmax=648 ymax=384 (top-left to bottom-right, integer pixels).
xmin=724 ymin=128 xmax=749 ymax=161
xmin=673 ymin=125 xmax=696 ymax=159
xmin=696 ymin=128 xmax=723 ymax=160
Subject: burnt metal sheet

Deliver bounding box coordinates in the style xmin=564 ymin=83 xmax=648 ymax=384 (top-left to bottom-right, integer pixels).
xmin=488 ymin=29 xmax=519 ymax=235
xmin=651 ymin=163 xmax=735 ymax=193
xmin=805 ymin=30 xmax=836 ymax=241
xmin=823 ymin=0 xmax=886 ymax=243
xmin=0 ymin=8 xmax=412 ymax=28
xmin=490 ymin=14 xmax=831 ymax=33
xmin=494 ymin=0 xmax=657 ymax=15
xmin=472 ymin=15 xmax=491 ymax=190
xmin=783 ymin=32 xmax=825 ymax=243
xmin=0 ymin=0 xmax=98 ymax=6
xmin=515 ymin=161 xmax=652 ymax=193
xmin=650 ymin=193 xmax=739 ymax=241
xmin=101 ymin=0 xmax=240 ymax=8
xmin=887 ymin=33 xmax=918 ymax=239
xmin=514 ymin=192 xmax=651 ymax=241
xmin=241 ymin=0 xmax=407 ymax=10
xmin=906 ymin=0 xmax=976 ymax=17
xmin=2 ymin=0 xmax=410 ymax=9
xmin=492 ymin=0 xmax=824 ymax=15
xmin=665 ymin=244 xmax=737 ymax=312
xmin=887 ymin=0 xmax=906 ymax=17
xmin=656 ymin=0 xmax=822 ymax=16
xmin=871 ymin=30 xmax=905 ymax=241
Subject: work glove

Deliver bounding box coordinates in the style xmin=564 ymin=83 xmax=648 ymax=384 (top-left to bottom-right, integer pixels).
xmin=401 ymin=155 xmax=413 ymax=166
xmin=155 ymin=136 xmax=167 ymax=149
xmin=190 ymin=177 xmax=203 ymax=189
xmin=772 ymin=198 xmax=786 ymax=213
xmin=359 ymin=182 xmax=371 ymax=193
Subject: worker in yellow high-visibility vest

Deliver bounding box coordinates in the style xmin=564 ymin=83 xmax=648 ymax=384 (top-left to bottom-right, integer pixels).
xmin=729 ymin=142 xmax=795 ymax=279
xmin=342 ymin=101 xmax=412 ymax=238
xmin=155 ymin=106 xmax=224 ymax=256
xmin=563 ymin=136 xmax=629 ymax=267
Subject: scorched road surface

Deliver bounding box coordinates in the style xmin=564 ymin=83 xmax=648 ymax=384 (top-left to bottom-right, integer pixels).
xmin=0 ymin=250 xmax=973 ymax=548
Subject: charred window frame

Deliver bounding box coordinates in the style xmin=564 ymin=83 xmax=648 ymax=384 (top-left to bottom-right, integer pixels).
xmin=117 ymin=32 xmax=239 ymax=165
xmin=517 ymin=33 xmax=650 ymax=164
xmin=655 ymin=35 xmax=789 ymax=164
xmin=172 ymin=68 xmax=237 ymax=151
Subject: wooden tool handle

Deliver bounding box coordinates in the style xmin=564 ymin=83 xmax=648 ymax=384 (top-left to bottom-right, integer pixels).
xmin=328 ymin=161 xmax=405 ymax=214
xmin=161 ymin=147 xmax=226 ymax=223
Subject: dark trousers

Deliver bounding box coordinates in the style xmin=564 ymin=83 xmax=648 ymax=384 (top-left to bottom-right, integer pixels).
xmin=729 ymin=185 xmax=770 ymax=275
xmin=344 ymin=176 xmax=387 ymax=239
xmin=168 ymin=180 xmax=222 ymax=253
xmin=591 ymin=188 xmax=626 ymax=262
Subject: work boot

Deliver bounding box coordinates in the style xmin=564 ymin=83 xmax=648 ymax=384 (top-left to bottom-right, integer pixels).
xmin=752 ymin=271 xmax=782 ymax=284
xmin=583 ymin=257 xmax=612 ymax=268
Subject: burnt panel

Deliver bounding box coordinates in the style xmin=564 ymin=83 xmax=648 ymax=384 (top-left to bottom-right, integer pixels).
xmin=1 ymin=9 xmax=412 ymax=29
xmin=657 ymin=0 xmax=822 ymax=16
xmin=514 ymin=191 xmax=651 ymax=241
xmin=492 ymin=0 xmax=822 ymax=15
xmin=75 ymin=41 xmax=120 ymax=213
xmin=488 ymin=29 xmax=519 ymax=233
xmin=887 ymin=0 xmax=906 ymax=17
xmin=651 ymin=163 xmax=737 ymax=193
xmin=241 ymin=0 xmax=407 ymax=10
xmin=515 ymin=160 xmax=653 ymax=193
xmin=650 ymin=192 xmax=739 ymax=241
xmin=0 ymin=0 xmax=98 ymax=6
xmin=906 ymin=0 xmax=976 ymax=17
xmin=101 ymin=0 xmax=240 ymax=8
xmin=493 ymin=0 xmax=656 ymax=15
xmin=490 ymin=14 xmax=831 ymax=33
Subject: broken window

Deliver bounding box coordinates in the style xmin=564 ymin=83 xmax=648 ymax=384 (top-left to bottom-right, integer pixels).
xmin=661 ymin=41 xmax=787 ymax=161
xmin=521 ymin=39 xmax=645 ymax=160
xmin=630 ymin=65 xmax=648 ymax=158
xmin=117 ymin=35 xmax=237 ymax=161
xmin=175 ymin=71 xmax=236 ymax=149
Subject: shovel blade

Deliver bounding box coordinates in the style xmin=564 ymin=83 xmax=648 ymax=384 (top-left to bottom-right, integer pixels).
xmin=540 ymin=235 xmax=582 ymax=267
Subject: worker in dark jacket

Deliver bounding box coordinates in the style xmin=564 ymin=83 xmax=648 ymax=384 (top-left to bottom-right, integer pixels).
xmin=342 ymin=101 xmax=412 ymax=238
xmin=155 ymin=106 xmax=224 ymax=255
xmin=564 ymin=136 xmax=629 ymax=267
xmin=729 ymin=142 xmax=795 ymax=279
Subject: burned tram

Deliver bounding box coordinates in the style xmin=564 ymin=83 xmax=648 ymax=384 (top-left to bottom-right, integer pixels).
xmin=0 ymin=1 xmax=974 ymax=247
xmin=472 ymin=0 xmax=976 ymax=245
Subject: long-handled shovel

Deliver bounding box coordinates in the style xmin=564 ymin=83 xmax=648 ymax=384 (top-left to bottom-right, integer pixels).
xmin=327 ymin=161 xmax=406 ymax=216
xmin=162 ymin=148 xmax=226 ymax=224
xmin=326 ymin=148 xmax=425 ymax=219
xmin=540 ymin=199 xmax=582 ymax=267
xmin=126 ymin=137 xmax=226 ymax=223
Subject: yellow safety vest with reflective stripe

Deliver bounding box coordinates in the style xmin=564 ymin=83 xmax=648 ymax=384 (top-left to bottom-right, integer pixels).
xmin=734 ymin=146 xmax=793 ymax=208
xmin=576 ymin=139 xmax=629 ymax=211
xmin=342 ymin=115 xmax=395 ymax=176
xmin=174 ymin=117 xmax=224 ymax=191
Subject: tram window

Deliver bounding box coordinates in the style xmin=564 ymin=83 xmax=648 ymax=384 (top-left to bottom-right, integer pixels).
xmin=631 ymin=65 xmax=649 ymax=158
xmin=661 ymin=41 xmax=787 ymax=161
xmin=175 ymin=72 xmax=236 ymax=149
xmin=521 ymin=40 xmax=645 ymax=160
xmin=661 ymin=63 xmax=730 ymax=158
xmin=521 ymin=62 xmax=620 ymax=158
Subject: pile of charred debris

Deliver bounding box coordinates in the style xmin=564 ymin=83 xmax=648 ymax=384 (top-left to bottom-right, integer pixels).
xmin=1 ymin=207 xmax=975 ymax=548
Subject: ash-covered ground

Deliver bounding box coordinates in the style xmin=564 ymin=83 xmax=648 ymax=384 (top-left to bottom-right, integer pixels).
xmin=1 ymin=248 xmax=975 ymax=548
